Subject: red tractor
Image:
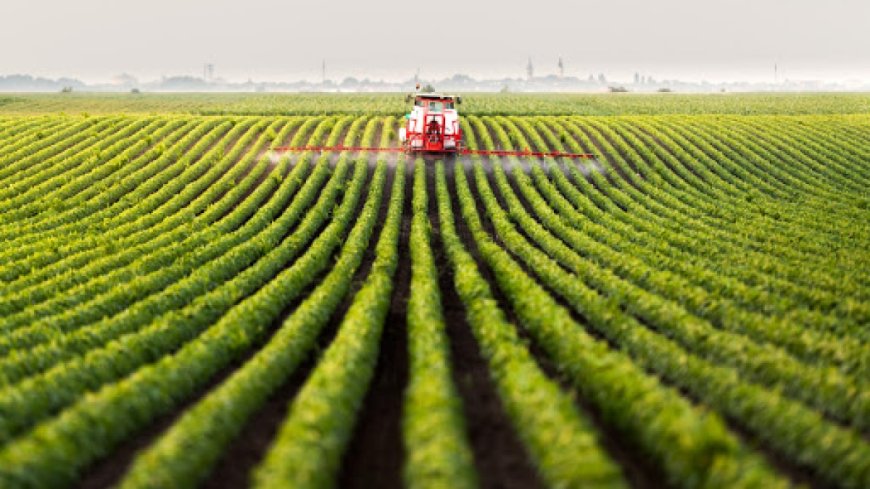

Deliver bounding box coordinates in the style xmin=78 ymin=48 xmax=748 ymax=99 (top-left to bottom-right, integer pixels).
xmin=399 ymin=93 xmax=462 ymax=153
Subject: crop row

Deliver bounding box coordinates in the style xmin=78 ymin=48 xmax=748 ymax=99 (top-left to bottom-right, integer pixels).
xmin=0 ymin=119 xmax=381 ymax=487
xmin=459 ymin=116 xmax=870 ymax=487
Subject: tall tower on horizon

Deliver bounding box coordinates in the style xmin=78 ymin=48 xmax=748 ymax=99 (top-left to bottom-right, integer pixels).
xmin=527 ymin=57 xmax=534 ymax=80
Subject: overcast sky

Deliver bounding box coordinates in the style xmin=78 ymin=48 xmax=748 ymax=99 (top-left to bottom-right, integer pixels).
xmin=1 ymin=0 xmax=868 ymax=84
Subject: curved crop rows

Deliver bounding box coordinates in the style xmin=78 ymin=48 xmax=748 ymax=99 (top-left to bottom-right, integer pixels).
xmin=0 ymin=112 xmax=867 ymax=489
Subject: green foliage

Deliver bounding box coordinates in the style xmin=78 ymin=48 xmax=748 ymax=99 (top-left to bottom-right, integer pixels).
xmin=465 ymin=115 xmax=869 ymax=487
xmin=3 ymin=92 xmax=870 ymax=116
xmin=253 ymin=153 xmax=404 ymax=489
xmin=402 ymin=159 xmax=477 ymax=489
xmin=0 ymin=106 xmax=867 ymax=488
xmin=435 ymin=162 xmax=628 ymax=489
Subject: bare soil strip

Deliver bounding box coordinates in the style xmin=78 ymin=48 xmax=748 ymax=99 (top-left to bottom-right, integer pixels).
xmin=198 ymin=356 xmax=316 ymax=489
xmin=337 ymin=161 xmax=411 ymax=489
xmin=428 ymin=162 xmax=545 ymax=489
xmin=75 ymin=355 xmax=249 ymax=489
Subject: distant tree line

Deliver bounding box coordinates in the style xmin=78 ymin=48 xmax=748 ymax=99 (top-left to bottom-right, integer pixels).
xmin=0 ymin=74 xmax=86 ymax=92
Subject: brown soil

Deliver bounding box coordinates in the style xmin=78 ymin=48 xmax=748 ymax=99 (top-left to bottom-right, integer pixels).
xmin=198 ymin=356 xmax=317 ymax=489
xmin=336 ymin=162 xmax=411 ymax=489
xmin=75 ymin=354 xmax=253 ymax=489
xmin=427 ymin=162 xmax=545 ymax=489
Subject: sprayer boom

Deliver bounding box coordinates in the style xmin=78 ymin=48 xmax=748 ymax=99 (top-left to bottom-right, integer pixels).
xmin=271 ymin=92 xmax=596 ymax=160
xmin=269 ymin=145 xmax=596 ymax=160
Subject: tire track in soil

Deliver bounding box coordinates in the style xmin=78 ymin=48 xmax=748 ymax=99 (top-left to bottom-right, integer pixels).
xmin=428 ymin=161 xmax=545 ymax=489
xmin=336 ymin=156 xmax=410 ymax=489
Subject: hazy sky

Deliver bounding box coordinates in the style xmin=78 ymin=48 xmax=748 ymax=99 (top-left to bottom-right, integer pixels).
xmin=1 ymin=0 xmax=868 ymax=83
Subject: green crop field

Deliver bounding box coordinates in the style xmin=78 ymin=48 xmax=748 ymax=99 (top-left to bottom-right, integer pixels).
xmin=0 ymin=94 xmax=868 ymax=489
xmin=3 ymin=91 xmax=870 ymax=115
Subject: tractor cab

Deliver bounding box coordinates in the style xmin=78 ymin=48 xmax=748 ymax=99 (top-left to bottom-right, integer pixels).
xmin=400 ymin=93 xmax=463 ymax=153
